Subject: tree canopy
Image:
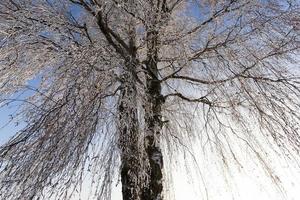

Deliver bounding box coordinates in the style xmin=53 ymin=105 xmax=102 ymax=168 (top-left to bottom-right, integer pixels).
xmin=0 ymin=0 xmax=300 ymax=199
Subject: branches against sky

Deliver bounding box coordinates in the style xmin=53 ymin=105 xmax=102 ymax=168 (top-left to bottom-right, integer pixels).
xmin=0 ymin=0 xmax=299 ymax=199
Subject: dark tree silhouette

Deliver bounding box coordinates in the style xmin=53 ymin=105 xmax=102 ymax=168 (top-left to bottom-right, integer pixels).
xmin=0 ymin=0 xmax=299 ymax=199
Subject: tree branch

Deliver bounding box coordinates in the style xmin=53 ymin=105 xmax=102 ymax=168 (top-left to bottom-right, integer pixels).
xmin=164 ymin=92 xmax=212 ymax=106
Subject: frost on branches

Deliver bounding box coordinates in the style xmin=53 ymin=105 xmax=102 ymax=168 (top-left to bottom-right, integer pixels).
xmin=0 ymin=0 xmax=300 ymax=200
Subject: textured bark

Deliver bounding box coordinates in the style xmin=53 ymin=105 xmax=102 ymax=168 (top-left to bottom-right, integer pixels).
xmin=118 ymin=68 xmax=142 ymax=200
xmin=142 ymin=78 xmax=164 ymax=200
xmin=119 ymin=3 xmax=165 ymax=197
xmin=141 ymin=27 xmax=165 ymax=200
xmin=119 ymin=28 xmax=165 ymax=199
xmin=119 ymin=19 xmax=146 ymax=198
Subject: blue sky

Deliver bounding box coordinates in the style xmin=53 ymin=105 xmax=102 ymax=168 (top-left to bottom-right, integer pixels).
xmin=0 ymin=105 xmax=24 ymax=145
xmin=0 ymin=78 xmax=39 ymax=145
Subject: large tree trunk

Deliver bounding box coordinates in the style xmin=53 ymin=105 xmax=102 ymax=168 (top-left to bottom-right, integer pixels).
xmin=118 ymin=64 xmax=144 ymax=200
xmin=119 ymin=6 xmax=165 ymax=197
xmin=118 ymin=50 xmax=165 ymax=200
xmin=141 ymin=27 xmax=165 ymax=199
xmin=118 ymin=11 xmax=148 ymax=199
xmin=118 ymin=73 xmax=164 ymax=200
xmin=142 ymin=78 xmax=164 ymax=200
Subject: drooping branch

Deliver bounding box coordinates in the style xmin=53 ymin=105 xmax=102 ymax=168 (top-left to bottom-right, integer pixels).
xmin=164 ymin=92 xmax=212 ymax=106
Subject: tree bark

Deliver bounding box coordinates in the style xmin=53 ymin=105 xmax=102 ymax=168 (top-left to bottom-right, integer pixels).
xmin=118 ymin=43 xmax=165 ymax=200
xmin=141 ymin=27 xmax=165 ymax=200
xmin=118 ymin=66 xmax=143 ymax=200
xmin=118 ymin=10 xmax=147 ymax=199
xmin=142 ymin=78 xmax=164 ymax=200
xmin=119 ymin=6 xmax=165 ymax=198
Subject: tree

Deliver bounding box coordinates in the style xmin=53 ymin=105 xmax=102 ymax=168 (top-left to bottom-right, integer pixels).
xmin=0 ymin=0 xmax=299 ymax=199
